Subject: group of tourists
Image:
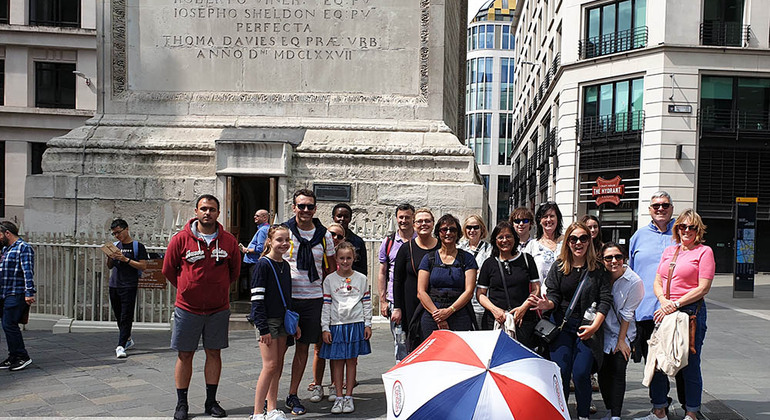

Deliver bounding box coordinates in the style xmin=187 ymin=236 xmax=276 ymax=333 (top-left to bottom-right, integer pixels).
xmin=0 ymin=187 xmax=715 ymax=420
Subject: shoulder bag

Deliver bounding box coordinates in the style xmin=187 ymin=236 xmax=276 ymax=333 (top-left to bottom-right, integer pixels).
xmin=494 ymin=257 xmax=517 ymax=339
xmin=534 ymin=269 xmax=589 ymax=343
xmin=263 ymin=257 xmax=300 ymax=335
xmin=664 ymin=247 xmax=700 ymax=355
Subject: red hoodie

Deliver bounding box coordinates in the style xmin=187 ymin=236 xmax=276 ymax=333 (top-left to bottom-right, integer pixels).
xmin=162 ymin=218 xmax=241 ymax=314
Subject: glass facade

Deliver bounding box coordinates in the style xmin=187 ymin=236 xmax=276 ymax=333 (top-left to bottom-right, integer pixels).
xmin=583 ymin=0 xmax=647 ymax=58
xmin=499 ymin=113 xmax=513 ymax=165
xmin=467 ymin=57 xmax=494 ymax=111
xmin=500 ymin=57 xmax=515 ymax=110
xmin=583 ymin=77 xmax=644 ymax=132
xmin=466 ymin=112 xmax=492 ymax=164
xmin=701 ymin=75 xmax=770 ymax=131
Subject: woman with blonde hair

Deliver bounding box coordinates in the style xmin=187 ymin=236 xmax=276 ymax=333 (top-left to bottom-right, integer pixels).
xmin=458 ymin=214 xmax=491 ymax=326
xmin=528 ymin=222 xmax=612 ymax=420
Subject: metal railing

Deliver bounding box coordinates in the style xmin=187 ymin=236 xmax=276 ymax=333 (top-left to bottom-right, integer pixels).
xmin=700 ymin=21 xmax=750 ymax=47
xmin=578 ymin=27 xmax=648 ymax=59
xmin=698 ymin=108 xmax=770 ymax=135
xmin=578 ymin=111 xmax=645 ymax=141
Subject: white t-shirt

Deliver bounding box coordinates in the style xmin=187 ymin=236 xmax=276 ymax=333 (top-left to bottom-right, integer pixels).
xmin=321 ymin=271 xmax=372 ymax=330
xmin=284 ymin=227 xmax=335 ymax=299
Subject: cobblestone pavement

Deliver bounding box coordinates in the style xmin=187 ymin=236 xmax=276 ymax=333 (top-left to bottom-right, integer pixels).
xmin=0 ymin=274 xmax=765 ymax=419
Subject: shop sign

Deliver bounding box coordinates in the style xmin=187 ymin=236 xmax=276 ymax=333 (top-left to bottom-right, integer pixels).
xmin=591 ymin=176 xmax=625 ymax=205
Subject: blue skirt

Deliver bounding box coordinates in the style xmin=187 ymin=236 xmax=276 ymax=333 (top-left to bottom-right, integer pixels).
xmin=319 ymin=322 xmax=371 ymax=360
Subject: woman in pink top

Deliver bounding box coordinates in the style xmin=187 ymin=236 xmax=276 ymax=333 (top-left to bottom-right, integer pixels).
xmin=636 ymin=209 xmax=715 ymax=420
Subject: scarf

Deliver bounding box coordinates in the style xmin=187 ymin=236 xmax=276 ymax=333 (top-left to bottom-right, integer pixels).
xmin=285 ymin=217 xmax=327 ymax=282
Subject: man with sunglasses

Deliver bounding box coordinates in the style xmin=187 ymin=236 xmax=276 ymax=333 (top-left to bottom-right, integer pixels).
xmin=0 ymin=221 xmax=35 ymax=371
xmin=106 ymin=219 xmax=148 ymax=359
xmin=629 ymin=192 xmax=675 ymax=362
xmin=283 ymin=189 xmax=336 ymax=415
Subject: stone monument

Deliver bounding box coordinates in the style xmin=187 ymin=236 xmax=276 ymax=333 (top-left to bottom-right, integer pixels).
xmin=25 ymin=0 xmax=483 ymax=237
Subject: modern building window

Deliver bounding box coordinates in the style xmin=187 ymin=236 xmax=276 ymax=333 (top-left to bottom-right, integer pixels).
xmin=0 ymin=1 xmax=9 ymax=24
xmin=700 ymin=76 xmax=770 ymax=132
xmin=35 ymin=62 xmax=76 ymax=109
xmin=466 ymin=57 xmax=494 ymax=111
xmin=499 ymin=113 xmax=514 ymax=165
xmin=31 ymin=143 xmax=47 ymax=175
xmin=583 ymin=77 xmax=644 ymax=134
xmin=497 ymin=175 xmax=511 ymax=222
xmin=701 ymin=0 xmax=746 ymax=46
xmin=501 ymin=25 xmax=514 ymax=50
xmin=468 ymin=24 xmax=496 ymax=51
xmin=581 ymin=0 xmax=647 ymax=59
xmin=30 ymin=0 xmax=80 ymax=27
xmin=500 ymin=58 xmax=515 ymax=110
xmin=466 ymin=112 xmax=492 ymax=165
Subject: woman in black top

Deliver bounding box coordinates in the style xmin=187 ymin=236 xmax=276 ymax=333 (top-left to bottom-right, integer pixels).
xmin=528 ymin=222 xmax=612 ymax=420
xmin=392 ymin=208 xmax=439 ymax=352
xmin=476 ymin=221 xmax=540 ymax=350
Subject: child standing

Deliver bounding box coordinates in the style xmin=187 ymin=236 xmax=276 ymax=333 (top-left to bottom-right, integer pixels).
xmin=250 ymin=225 xmax=299 ymax=420
xmin=320 ymin=242 xmax=372 ymax=414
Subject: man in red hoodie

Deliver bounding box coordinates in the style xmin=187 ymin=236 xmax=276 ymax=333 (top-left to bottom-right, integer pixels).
xmin=163 ymin=194 xmax=240 ymax=420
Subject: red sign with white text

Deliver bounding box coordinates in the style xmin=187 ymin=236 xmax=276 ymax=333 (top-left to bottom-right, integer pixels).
xmin=592 ymin=176 xmax=625 ymax=205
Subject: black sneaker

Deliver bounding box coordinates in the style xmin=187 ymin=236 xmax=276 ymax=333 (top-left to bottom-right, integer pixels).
xmin=0 ymin=358 xmax=11 ymax=369
xmin=285 ymin=394 xmax=306 ymax=415
xmin=204 ymin=401 xmax=227 ymax=418
xmin=173 ymin=403 xmax=189 ymax=420
xmin=9 ymin=357 xmax=31 ymax=371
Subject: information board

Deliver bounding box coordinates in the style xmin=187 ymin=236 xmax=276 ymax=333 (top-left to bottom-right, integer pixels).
xmin=734 ymin=197 xmax=757 ymax=297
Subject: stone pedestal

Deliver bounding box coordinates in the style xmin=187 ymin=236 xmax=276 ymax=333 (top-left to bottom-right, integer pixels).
xmin=25 ymin=0 xmax=482 ymax=233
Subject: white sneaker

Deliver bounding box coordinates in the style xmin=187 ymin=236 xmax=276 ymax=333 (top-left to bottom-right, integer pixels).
xmin=342 ymin=396 xmax=354 ymax=413
xmin=115 ymin=346 xmax=127 ymax=358
xmin=578 ymin=417 xmax=589 ymax=420
xmin=248 ymin=414 xmax=265 ymax=420
xmin=634 ymin=413 xmax=666 ymax=420
xmin=309 ymin=384 xmax=324 ymax=403
xmin=328 ymin=385 xmax=337 ymax=402
xmin=265 ymin=409 xmax=288 ymax=420
xmin=330 ymin=398 xmax=344 ymax=414
xmin=612 ymin=417 xmax=621 ymax=420
xmin=125 ymin=338 xmax=134 ymax=350
xmin=682 ymin=416 xmax=697 ymax=420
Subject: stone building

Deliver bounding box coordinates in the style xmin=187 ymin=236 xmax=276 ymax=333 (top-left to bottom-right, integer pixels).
xmin=1 ymin=0 xmax=96 ymax=223
xmin=509 ymin=0 xmax=770 ymax=272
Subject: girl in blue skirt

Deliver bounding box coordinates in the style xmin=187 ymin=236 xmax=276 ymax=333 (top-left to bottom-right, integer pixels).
xmin=320 ymin=242 xmax=372 ymax=414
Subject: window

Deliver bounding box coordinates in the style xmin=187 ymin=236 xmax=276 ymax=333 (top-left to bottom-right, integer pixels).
xmin=701 ymin=76 xmax=770 ymax=131
xmin=31 ymin=143 xmax=47 ymax=175
xmin=0 ymin=141 xmax=4 ymax=217
xmin=0 ymin=60 xmax=4 ymax=106
xmin=582 ymin=0 xmax=647 ymax=58
xmin=30 ymin=0 xmax=80 ymax=27
xmin=466 ymin=57 xmax=494 ymax=111
xmin=466 ymin=113 xmax=492 ymax=165
xmin=500 ymin=58 xmax=515 ymax=110
xmin=701 ymin=0 xmax=746 ymax=46
xmin=0 ymin=1 xmax=8 ymax=24
xmin=501 ymin=25 xmax=514 ymax=50
xmin=35 ymin=62 xmax=76 ymax=109
xmin=583 ymin=77 xmax=644 ymax=133
xmin=468 ymin=24 xmax=497 ymax=51
xmin=497 ymin=176 xmax=511 ymax=222
xmin=499 ymin=113 xmax=514 ymax=165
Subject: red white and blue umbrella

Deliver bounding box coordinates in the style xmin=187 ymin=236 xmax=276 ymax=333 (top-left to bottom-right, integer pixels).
xmin=382 ymin=330 xmax=569 ymax=420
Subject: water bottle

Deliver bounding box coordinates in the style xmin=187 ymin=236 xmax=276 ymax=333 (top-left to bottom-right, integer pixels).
xmin=394 ymin=324 xmax=404 ymax=346
xmin=583 ymin=302 xmax=598 ymax=324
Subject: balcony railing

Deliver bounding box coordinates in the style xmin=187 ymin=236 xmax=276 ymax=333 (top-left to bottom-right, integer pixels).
xmin=700 ymin=21 xmax=750 ymax=47
xmin=579 ymin=111 xmax=645 ymax=141
xmin=578 ymin=27 xmax=648 ymax=59
xmin=699 ymin=108 xmax=770 ymax=137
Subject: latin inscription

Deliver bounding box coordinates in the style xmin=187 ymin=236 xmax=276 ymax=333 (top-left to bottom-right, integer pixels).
xmin=129 ymin=0 xmax=420 ymax=94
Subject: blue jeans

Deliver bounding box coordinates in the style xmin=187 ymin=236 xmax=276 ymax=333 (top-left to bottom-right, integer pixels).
xmin=550 ymin=317 xmax=595 ymax=418
xmin=1 ymin=294 xmax=30 ymax=360
xmin=649 ymin=302 xmax=707 ymax=412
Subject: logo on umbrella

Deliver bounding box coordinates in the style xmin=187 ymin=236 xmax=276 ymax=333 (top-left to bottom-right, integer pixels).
xmin=553 ymin=374 xmax=565 ymax=411
xmin=392 ymin=380 xmax=405 ymax=417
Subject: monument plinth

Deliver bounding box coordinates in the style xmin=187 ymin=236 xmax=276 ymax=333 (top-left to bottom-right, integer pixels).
xmin=25 ymin=0 xmax=482 ymax=234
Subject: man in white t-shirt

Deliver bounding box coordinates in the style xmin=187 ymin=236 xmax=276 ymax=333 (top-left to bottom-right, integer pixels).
xmin=283 ymin=189 xmax=336 ymax=415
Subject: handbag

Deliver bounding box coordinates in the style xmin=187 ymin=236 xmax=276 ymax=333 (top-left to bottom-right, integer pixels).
xmin=534 ymin=269 xmax=589 ymax=343
xmin=664 ymin=247 xmax=700 ymax=355
xmin=264 ymin=257 xmax=300 ymax=335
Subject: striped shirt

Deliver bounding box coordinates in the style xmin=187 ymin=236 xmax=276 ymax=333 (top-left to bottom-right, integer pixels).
xmin=284 ymin=227 xmax=335 ymax=300
xmin=0 ymin=239 xmax=36 ymax=298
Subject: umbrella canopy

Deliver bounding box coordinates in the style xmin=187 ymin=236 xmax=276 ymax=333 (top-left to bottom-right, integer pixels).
xmin=382 ymin=330 xmax=569 ymax=420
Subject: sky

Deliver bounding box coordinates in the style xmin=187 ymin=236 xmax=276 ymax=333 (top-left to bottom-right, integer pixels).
xmin=468 ymin=0 xmax=488 ymax=24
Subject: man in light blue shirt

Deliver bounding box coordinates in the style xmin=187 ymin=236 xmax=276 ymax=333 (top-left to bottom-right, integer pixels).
xmin=240 ymin=209 xmax=270 ymax=263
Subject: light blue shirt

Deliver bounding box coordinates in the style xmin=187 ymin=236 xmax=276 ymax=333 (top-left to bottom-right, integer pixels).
xmin=603 ymin=266 xmax=645 ymax=353
xmin=243 ymin=223 xmax=269 ymax=264
xmin=628 ymin=220 xmax=675 ymax=321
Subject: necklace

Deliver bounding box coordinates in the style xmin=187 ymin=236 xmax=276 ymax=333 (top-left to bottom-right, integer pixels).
xmin=268 ymin=257 xmax=284 ymax=274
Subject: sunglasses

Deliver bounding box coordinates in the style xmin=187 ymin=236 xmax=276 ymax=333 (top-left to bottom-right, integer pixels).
xmin=295 ymin=203 xmax=316 ymax=211
xmin=330 ymin=232 xmax=345 ymax=240
xmin=568 ymin=234 xmax=590 ymax=244
xmin=512 ymin=218 xmax=530 ymax=224
xmin=466 ymin=225 xmax=481 ymax=231
xmin=650 ymin=203 xmax=671 ymax=210
xmin=439 ymin=227 xmax=458 ymax=234
xmin=602 ymin=254 xmax=624 ymax=262
xmin=677 ymin=224 xmax=698 ymax=232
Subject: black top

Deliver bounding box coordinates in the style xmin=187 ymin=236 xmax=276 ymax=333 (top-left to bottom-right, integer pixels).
xmin=346 ymin=230 xmax=368 ymax=276
xmin=250 ymin=257 xmax=292 ymax=336
xmin=477 ymin=252 xmax=538 ymax=311
xmin=392 ymin=239 xmax=440 ymax=328
xmin=109 ymin=241 xmax=149 ymax=288
xmin=544 ymin=261 xmax=612 ymax=322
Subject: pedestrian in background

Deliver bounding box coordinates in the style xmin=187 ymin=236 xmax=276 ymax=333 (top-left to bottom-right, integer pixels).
xmin=162 ymin=195 xmax=240 ymax=420
xmin=581 ymin=215 xmax=604 ymax=254
xmin=0 ymin=221 xmax=35 ymax=371
xmin=106 ymin=218 xmax=148 ymax=359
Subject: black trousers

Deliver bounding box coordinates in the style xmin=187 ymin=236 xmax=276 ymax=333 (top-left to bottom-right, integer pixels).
xmin=598 ymin=350 xmax=629 ymax=417
xmin=109 ymin=287 xmax=138 ymax=347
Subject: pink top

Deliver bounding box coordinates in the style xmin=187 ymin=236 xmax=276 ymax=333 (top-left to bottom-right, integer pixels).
xmin=656 ymin=244 xmax=715 ymax=300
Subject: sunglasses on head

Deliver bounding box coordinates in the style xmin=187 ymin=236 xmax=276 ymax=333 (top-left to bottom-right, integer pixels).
xmin=568 ymin=234 xmax=590 ymax=244
xmin=466 ymin=225 xmax=481 ymax=231
xmin=650 ymin=203 xmax=671 ymax=210
xmin=295 ymin=203 xmax=316 ymax=211
xmin=439 ymin=227 xmax=458 ymax=234
xmin=512 ymin=218 xmax=530 ymax=224
xmin=602 ymin=254 xmax=624 ymax=262
xmin=677 ymin=224 xmax=698 ymax=232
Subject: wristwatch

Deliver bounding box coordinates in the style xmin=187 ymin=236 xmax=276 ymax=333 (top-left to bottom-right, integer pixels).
xmin=674 ymin=300 xmax=680 ymax=309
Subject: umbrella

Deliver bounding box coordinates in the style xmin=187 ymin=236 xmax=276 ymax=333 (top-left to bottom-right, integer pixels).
xmin=382 ymin=330 xmax=569 ymax=420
